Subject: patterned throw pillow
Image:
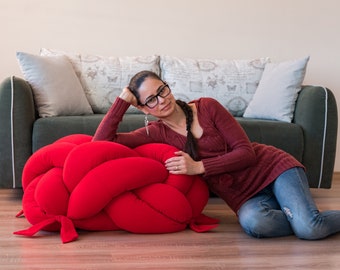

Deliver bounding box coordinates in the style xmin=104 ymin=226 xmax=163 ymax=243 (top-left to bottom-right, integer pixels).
xmin=160 ymin=56 xmax=270 ymax=116
xmin=41 ymin=48 xmax=160 ymax=113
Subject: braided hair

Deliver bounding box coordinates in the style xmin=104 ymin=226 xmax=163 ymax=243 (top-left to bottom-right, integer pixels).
xmin=176 ymin=99 xmax=199 ymax=161
xmin=129 ymin=70 xmax=199 ymax=160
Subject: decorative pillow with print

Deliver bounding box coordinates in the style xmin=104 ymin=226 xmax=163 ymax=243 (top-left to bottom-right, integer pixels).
xmin=160 ymin=56 xmax=270 ymax=116
xmin=40 ymin=48 xmax=160 ymax=114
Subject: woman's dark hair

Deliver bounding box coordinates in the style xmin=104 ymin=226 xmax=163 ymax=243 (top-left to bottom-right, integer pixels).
xmin=128 ymin=70 xmax=163 ymax=105
xmin=129 ymin=70 xmax=199 ymax=160
xmin=176 ymin=100 xmax=199 ymax=161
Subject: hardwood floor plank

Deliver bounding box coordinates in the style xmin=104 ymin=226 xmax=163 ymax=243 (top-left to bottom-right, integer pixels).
xmin=1 ymin=176 xmax=340 ymax=269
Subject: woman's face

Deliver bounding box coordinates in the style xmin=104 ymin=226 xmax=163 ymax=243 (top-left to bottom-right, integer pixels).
xmin=137 ymin=78 xmax=176 ymax=117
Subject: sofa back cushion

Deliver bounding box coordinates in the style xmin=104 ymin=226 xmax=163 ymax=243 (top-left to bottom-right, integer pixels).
xmin=40 ymin=48 xmax=160 ymax=114
xmin=16 ymin=52 xmax=93 ymax=117
xmin=160 ymin=55 xmax=270 ymax=116
xmin=243 ymin=56 xmax=309 ymax=122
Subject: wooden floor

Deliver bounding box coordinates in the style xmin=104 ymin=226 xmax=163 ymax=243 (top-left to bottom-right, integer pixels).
xmin=1 ymin=175 xmax=340 ymax=269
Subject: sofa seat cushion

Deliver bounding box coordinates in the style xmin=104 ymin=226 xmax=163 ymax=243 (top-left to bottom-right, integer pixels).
xmin=33 ymin=114 xmax=304 ymax=167
xmin=32 ymin=114 xmax=153 ymax=152
xmin=33 ymin=115 xmax=102 ymax=151
xmin=236 ymin=117 xmax=304 ymax=162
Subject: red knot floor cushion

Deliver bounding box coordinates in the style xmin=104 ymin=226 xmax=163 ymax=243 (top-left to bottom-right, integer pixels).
xmin=14 ymin=134 xmax=219 ymax=243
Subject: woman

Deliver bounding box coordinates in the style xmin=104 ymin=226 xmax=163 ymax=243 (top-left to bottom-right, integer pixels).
xmin=93 ymin=70 xmax=340 ymax=240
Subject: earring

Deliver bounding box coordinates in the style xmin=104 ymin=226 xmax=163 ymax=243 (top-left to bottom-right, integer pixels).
xmin=144 ymin=114 xmax=149 ymax=136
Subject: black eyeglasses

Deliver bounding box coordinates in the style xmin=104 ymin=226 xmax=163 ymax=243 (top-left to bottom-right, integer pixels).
xmin=142 ymin=83 xmax=171 ymax=109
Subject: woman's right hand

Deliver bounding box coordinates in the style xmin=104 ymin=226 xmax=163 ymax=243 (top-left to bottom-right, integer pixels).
xmin=119 ymin=87 xmax=138 ymax=107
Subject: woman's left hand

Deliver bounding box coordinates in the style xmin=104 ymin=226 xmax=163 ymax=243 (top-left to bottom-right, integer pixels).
xmin=165 ymin=151 xmax=205 ymax=175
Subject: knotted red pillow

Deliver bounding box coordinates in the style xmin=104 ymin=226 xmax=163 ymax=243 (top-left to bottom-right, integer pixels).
xmin=14 ymin=134 xmax=219 ymax=243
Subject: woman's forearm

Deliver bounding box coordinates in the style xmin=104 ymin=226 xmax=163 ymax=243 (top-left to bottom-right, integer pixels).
xmin=92 ymin=98 xmax=130 ymax=141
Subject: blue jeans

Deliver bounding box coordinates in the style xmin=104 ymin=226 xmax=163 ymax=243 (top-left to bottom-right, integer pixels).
xmin=238 ymin=167 xmax=340 ymax=240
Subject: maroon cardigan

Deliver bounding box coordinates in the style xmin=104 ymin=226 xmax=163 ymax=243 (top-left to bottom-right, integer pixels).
xmin=93 ymin=97 xmax=303 ymax=213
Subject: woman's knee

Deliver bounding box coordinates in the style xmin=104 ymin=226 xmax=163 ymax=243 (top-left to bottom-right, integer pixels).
xmin=293 ymin=228 xmax=321 ymax=240
xmin=238 ymin=204 xmax=271 ymax=238
xmin=238 ymin=203 xmax=294 ymax=238
xmin=290 ymin=215 xmax=331 ymax=240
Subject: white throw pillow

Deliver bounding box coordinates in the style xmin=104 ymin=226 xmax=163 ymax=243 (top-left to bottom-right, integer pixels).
xmin=40 ymin=48 xmax=160 ymax=114
xmin=160 ymin=56 xmax=270 ymax=116
xmin=16 ymin=52 xmax=93 ymax=117
xmin=243 ymin=56 xmax=310 ymax=122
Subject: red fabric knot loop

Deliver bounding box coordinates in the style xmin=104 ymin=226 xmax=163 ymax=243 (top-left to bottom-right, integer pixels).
xmin=14 ymin=215 xmax=78 ymax=243
xmin=15 ymin=209 xmax=24 ymax=218
xmin=189 ymin=214 xmax=220 ymax=233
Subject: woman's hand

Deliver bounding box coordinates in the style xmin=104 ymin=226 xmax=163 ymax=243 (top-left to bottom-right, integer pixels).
xmin=119 ymin=87 xmax=138 ymax=107
xmin=165 ymin=151 xmax=205 ymax=175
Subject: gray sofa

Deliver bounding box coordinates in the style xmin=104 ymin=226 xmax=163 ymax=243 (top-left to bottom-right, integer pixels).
xmin=0 ymin=76 xmax=338 ymax=189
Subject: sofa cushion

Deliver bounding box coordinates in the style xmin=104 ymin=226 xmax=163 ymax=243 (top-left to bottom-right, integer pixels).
xmin=40 ymin=48 xmax=160 ymax=114
xmin=160 ymin=55 xmax=270 ymax=116
xmin=243 ymin=56 xmax=309 ymax=122
xmin=237 ymin=117 xmax=304 ymax=161
xmin=32 ymin=114 xmax=154 ymax=152
xmin=32 ymin=113 xmax=303 ymax=165
xmin=16 ymin=52 xmax=93 ymax=117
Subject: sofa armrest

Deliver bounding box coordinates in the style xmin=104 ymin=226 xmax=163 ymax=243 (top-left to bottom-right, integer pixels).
xmin=293 ymin=85 xmax=338 ymax=188
xmin=0 ymin=76 xmax=36 ymax=188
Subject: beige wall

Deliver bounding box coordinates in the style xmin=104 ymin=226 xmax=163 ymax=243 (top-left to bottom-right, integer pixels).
xmin=1 ymin=0 xmax=340 ymax=170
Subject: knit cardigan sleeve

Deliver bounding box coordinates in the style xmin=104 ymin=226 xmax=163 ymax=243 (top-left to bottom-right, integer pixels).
xmin=92 ymin=98 xmax=130 ymax=141
xmin=92 ymin=97 xmax=155 ymax=148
